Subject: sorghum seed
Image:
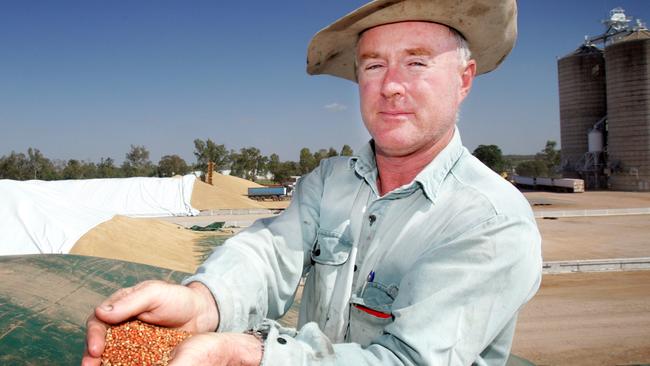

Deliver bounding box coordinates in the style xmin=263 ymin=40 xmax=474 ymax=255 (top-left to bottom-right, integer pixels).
xmin=101 ymin=320 xmax=191 ymax=366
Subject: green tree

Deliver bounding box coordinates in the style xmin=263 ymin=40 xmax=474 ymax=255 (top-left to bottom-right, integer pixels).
xmin=193 ymin=139 xmax=230 ymax=173
xmin=158 ymin=155 xmax=189 ymax=177
xmin=268 ymin=153 xmax=282 ymax=181
xmin=81 ymin=161 xmax=98 ymax=178
xmin=516 ymin=160 xmax=549 ymax=177
xmin=327 ymin=147 xmax=339 ymax=158
xmin=122 ymin=145 xmax=154 ymax=177
xmin=536 ymin=140 xmax=561 ymax=177
xmin=473 ymin=144 xmax=506 ymax=173
xmin=97 ymin=157 xmax=120 ymax=178
xmin=340 ymin=144 xmax=354 ymax=156
xmin=283 ymin=161 xmax=299 ymax=177
xmin=62 ymin=159 xmax=84 ymax=179
xmin=273 ymin=163 xmax=293 ymax=184
xmin=0 ymin=151 xmax=29 ymax=180
xmin=313 ymin=149 xmax=330 ymax=166
xmin=299 ymin=148 xmax=316 ymax=174
xmin=230 ymin=147 xmax=267 ymax=181
xmin=268 ymin=155 xmax=300 ymax=184
xmin=27 ymin=148 xmax=58 ymax=180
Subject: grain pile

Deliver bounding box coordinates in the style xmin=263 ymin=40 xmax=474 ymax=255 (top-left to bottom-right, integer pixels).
xmin=191 ymin=178 xmax=265 ymax=210
xmin=70 ymin=172 xmax=287 ymax=272
xmin=102 ymin=320 xmax=191 ymax=366
xmin=191 ymin=172 xmax=290 ymax=210
xmin=70 ymin=215 xmax=207 ymax=273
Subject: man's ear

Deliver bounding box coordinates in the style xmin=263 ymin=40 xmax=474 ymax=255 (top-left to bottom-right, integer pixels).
xmin=459 ymin=59 xmax=477 ymax=100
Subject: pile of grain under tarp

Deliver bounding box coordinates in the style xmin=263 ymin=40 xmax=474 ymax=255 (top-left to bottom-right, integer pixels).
xmin=191 ymin=172 xmax=290 ymax=210
xmin=70 ymin=173 xmax=287 ymax=272
xmin=70 ymin=215 xmax=211 ymax=273
xmin=191 ymin=176 xmax=265 ymax=210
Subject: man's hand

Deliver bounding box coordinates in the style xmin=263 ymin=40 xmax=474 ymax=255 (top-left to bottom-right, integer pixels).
xmin=168 ymin=333 xmax=263 ymax=366
xmin=82 ymin=280 xmax=219 ymax=366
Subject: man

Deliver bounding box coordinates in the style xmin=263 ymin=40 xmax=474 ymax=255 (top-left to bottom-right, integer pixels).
xmin=83 ymin=1 xmax=541 ymax=365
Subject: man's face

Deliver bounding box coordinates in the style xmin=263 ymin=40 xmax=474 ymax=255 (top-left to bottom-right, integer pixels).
xmin=357 ymin=22 xmax=476 ymax=157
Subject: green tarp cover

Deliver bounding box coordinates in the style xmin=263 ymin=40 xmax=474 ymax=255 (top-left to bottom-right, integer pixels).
xmin=0 ymin=254 xmax=537 ymax=366
xmin=0 ymin=254 xmax=189 ymax=365
xmin=189 ymin=221 xmax=225 ymax=231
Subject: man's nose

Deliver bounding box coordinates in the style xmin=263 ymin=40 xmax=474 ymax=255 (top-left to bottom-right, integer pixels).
xmin=380 ymin=65 xmax=406 ymax=99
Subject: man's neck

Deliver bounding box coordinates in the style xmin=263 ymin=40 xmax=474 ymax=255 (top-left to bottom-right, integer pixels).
xmin=375 ymin=128 xmax=455 ymax=196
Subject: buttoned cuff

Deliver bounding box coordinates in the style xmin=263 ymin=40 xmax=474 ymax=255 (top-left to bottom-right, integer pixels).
xmin=256 ymin=320 xmax=336 ymax=366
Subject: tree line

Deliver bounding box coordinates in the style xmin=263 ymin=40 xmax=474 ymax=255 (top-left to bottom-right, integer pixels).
xmin=0 ymin=139 xmax=354 ymax=184
xmin=0 ymin=139 xmax=561 ymax=183
xmin=472 ymin=140 xmax=561 ymax=177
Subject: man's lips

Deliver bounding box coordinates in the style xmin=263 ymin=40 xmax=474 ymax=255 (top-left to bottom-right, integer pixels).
xmin=379 ymin=111 xmax=414 ymax=117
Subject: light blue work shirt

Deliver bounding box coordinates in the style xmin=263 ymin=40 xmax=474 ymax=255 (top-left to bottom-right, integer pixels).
xmin=184 ymin=128 xmax=542 ymax=365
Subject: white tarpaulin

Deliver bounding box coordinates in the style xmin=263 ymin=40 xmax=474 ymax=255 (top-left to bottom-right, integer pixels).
xmin=28 ymin=175 xmax=198 ymax=217
xmin=0 ymin=180 xmax=114 ymax=255
xmin=0 ymin=175 xmax=198 ymax=256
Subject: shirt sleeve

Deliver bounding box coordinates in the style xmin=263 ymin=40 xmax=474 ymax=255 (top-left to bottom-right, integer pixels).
xmin=257 ymin=212 xmax=542 ymax=366
xmin=181 ymin=165 xmax=324 ymax=332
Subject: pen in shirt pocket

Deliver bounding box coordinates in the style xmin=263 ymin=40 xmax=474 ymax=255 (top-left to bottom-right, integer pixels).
xmin=360 ymin=270 xmax=375 ymax=297
xmin=355 ymin=271 xmax=392 ymax=319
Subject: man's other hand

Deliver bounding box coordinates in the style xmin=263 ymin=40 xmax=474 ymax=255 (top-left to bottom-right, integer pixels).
xmin=168 ymin=333 xmax=263 ymax=366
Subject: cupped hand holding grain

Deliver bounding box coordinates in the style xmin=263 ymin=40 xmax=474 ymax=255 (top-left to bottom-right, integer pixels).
xmin=82 ymin=280 xmax=219 ymax=366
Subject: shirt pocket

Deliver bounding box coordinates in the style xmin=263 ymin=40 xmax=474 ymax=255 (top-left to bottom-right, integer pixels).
xmin=304 ymin=230 xmax=353 ymax=323
xmin=310 ymin=229 xmax=351 ymax=266
xmin=348 ymin=281 xmax=399 ymax=346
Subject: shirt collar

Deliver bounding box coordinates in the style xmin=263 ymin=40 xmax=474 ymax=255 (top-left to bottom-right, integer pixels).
xmin=349 ymin=127 xmax=465 ymax=203
xmin=350 ymin=141 xmax=381 ymax=196
xmin=414 ymin=127 xmax=465 ymax=203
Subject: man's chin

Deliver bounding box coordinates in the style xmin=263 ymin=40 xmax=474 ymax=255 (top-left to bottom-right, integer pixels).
xmin=373 ymin=140 xmax=419 ymax=158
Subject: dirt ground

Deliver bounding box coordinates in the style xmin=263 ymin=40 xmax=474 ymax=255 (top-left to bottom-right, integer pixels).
xmin=512 ymin=271 xmax=650 ymax=366
xmin=537 ymin=215 xmax=650 ymax=261
xmin=518 ymin=191 xmax=650 ymax=365
xmin=525 ymin=191 xmax=650 ymax=211
xmin=521 ymin=191 xmax=650 ymax=261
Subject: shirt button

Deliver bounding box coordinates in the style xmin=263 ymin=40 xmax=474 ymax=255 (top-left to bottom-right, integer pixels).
xmin=277 ymin=337 xmax=287 ymax=345
xmin=369 ymin=214 xmax=376 ymax=224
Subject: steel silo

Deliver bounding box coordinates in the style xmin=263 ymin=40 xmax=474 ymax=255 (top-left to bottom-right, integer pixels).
xmin=605 ymin=31 xmax=650 ymax=191
xmin=558 ymin=45 xmax=607 ymax=178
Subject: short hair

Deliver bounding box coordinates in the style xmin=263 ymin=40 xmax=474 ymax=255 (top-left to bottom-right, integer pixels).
xmin=449 ymin=27 xmax=471 ymax=68
xmin=354 ymin=23 xmax=473 ymax=80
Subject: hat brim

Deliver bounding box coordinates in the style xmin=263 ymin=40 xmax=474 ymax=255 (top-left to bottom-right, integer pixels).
xmin=306 ymin=0 xmax=517 ymax=82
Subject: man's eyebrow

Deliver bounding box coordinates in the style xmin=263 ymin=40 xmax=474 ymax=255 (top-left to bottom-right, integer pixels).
xmin=405 ymin=47 xmax=432 ymax=56
xmin=358 ymin=52 xmax=380 ymax=61
xmin=358 ymin=48 xmax=431 ymax=61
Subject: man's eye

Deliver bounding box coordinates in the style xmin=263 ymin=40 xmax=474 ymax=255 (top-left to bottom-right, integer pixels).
xmin=409 ymin=61 xmax=427 ymax=67
xmin=364 ymin=64 xmax=383 ymax=70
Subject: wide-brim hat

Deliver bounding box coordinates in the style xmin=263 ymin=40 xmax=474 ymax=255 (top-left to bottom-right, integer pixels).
xmin=306 ymin=0 xmax=517 ymax=82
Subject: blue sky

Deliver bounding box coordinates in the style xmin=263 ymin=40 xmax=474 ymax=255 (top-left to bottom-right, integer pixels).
xmin=1 ymin=1 xmax=649 ymax=164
